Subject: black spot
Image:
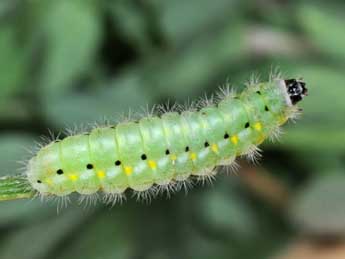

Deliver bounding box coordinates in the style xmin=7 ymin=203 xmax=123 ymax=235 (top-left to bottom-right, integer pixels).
xmin=37 ymin=180 xmax=42 ymax=183
xmin=86 ymin=164 xmax=93 ymax=170
xmin=265 ymin=105 xmax=269 ymax=111
xmin=165 ymin=149 xmax=170 ymax=155
xmin=204 ymin=141 xmax=210 ymax=147
xmin=141 ymin=154 xmax=147 ymax=160
xmin=256 ymin=91 xmax=261 ymax=95
xmin=115 ymin=160 xmax=121 ymax=166
xmin=57 ymin=169 xmax=64 ymax=175
xmin=185 ymin=146 xmax=190 ymax=152
xmin=110 ymin=126 xmax=116 ymax=129
xmin=224 ymin=133 xmax=229 ymax=139
xmin=245 ymin=122 xmax=250 ymax=128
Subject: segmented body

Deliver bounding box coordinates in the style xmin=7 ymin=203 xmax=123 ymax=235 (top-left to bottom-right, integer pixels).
xmin=27 ymin=79 xmax=299 ymax=198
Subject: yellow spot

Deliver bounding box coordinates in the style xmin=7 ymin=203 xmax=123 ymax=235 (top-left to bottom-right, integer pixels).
xmin=211 ymin=144 xmax=219 ymax=153
xmin=46 ymin=179 xmax=53 ymax=185
xmin=190 ymin=153 xmax=197 ymax=161
xmin=124 ymin=166 xmax=133 ymax=176
xmin=254 ymin=122 xmax=262 ymax=131
xmin=97 ymin=170 xmax=105 ymax=179
xmin=278 ymin=114 xmax=288 ymax=124
xmin=170 ymin=154 xmax=177 ymax=161
xmin=230 ymin=135 xmax=239 ymax=145
xmin=148 ymin=160 xmax=157 ymax=170
xmin=68 ymin=174 xmax=78 ymax=181
xmin=257 ymin=135 xmax=266 ymax=144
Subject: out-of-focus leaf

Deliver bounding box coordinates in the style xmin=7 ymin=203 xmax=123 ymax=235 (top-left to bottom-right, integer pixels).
xmin=197 ymin=183 xmax=257 ymax=238
xmin=0 ymin=134 xmax=36 ymax=177
xmin=298 ymin=4 xmax=345 ymax=60
xmin=278 ymin=128 xmax=345 ymax=153
xmin=43 ymin=74 xmax=153 ymax=126
xmin=0 ymin=207 xmax=94 ymax=259
xmin=0 ymin=99 xmax=32 ymax=121
xmin=158 ymin=0 xmax=239 ymax=44
xmin=290 ymin=173 xmax=345 ymax=236
xmin=56 ymin=209 xmax=132 ymax=259
xmin=145 ymin=24 xmax=247 ymax=99
xmin=39 ymin=1 xmax=102 ymax=96
xmin=0 ymin=26 xmax=28 ymax=100
xmin=0 ymin=199 xmax=56 ymax=226
xmin=289 ymin=151 xmax=343 ymax=174
xmin=0 ymin=0 xmax=16 ymax=17
xmin=109 ymin=1 xmax=153 ymax=54
xmin=187 ymin=229 xmax=231 ymax=259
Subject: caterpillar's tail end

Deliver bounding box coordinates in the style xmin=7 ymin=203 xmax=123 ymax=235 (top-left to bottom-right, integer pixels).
xmin=284 ymin=78 xmax=308 ymax=105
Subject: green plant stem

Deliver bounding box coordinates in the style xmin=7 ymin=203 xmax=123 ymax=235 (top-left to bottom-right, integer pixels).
xmin=0 ymin=175 xmax=35 ymax=201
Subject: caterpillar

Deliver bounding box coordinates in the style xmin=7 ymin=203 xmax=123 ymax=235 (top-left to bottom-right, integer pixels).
xmin=26 ymin=76 xmax=307 ymax=204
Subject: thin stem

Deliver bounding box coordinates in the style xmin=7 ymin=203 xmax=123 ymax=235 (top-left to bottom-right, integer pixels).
xmin=0 ymin=175 xmax=36 ymax=201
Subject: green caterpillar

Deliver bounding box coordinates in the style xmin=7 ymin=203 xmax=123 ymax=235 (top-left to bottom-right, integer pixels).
xmin=27 ymin=77 xmax=307 ymax=204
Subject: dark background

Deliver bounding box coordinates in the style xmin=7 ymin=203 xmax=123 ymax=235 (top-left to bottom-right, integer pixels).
xmin=0 ymin=0 xmax=344 ymax=258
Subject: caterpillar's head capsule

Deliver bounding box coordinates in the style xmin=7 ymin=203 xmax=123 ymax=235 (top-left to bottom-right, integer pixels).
xmin=284 ymin=79 xmax=308 ymax=105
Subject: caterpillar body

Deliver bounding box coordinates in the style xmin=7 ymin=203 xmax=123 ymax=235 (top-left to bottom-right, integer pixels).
xmin=27 ymin=78 xmax=307 ymax=203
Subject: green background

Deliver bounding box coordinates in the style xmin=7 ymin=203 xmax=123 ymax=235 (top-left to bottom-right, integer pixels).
xmin=0 ymin=0 xmax=344 ymax=258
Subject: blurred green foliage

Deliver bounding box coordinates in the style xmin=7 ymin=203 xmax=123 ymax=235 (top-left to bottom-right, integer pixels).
xmin=0 ymin=0 xmax=344 ymax=259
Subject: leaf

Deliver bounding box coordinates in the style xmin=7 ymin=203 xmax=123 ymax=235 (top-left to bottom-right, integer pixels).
xmin=43 ymin=74 xmax=153 ymax=127
xmin=0 ymin=207 xmax=94 ymax=259
xmin=278 ymin=128 xmax=345 ymax=153
xmin=0 ymin=26 xmax=28 ymax=100
xmin=197 ymin=182 xmax=257 ymax=238
xmin=0 ymin=134 xmax=36 ymax=177
xmin=39 ymin=0 xmax=102 ymax=96
xmin=144 ymin=24 xmax=247 ymax=99
xmin=57 ymin=209 xmax=132 ymax=259
xmin=0 ymin=199 xmax=54 ymax=226
xmin=158 ymin=0 xmax=239 ymax=44
xmin=290 ymin=173 xmax=345 ymax=235
xmin=298 ymin=3 xmax=345 ymax=60
xmin=109 ymin=1 xmax=153 ymax=54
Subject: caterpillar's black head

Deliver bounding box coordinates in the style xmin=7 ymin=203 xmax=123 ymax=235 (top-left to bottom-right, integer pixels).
xmin=284 ymin=79 xmax=308 ymax=105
